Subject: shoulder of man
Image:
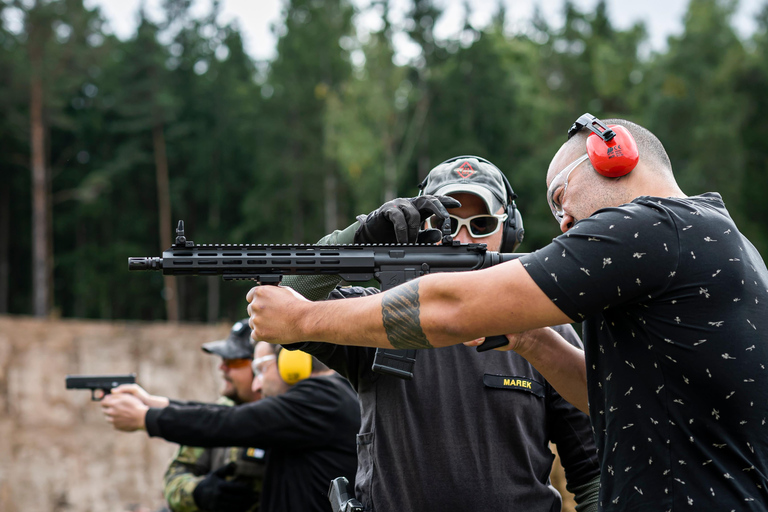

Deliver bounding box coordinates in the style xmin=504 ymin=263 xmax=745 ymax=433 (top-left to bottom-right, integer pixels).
xmin=294 ymin=372 xmax=348 ymax=390
xmin=164 ymin=445 xmax=209 ymax=511
xmin=215 ymin=396 xmax=235 ymax=407
xmin=163 ymin=474 xmax=203 ymax=512
xmin=288 ymin=373 xmax=357 ymax=405
xmin=167 ymin=445 xmax=210 ymax=468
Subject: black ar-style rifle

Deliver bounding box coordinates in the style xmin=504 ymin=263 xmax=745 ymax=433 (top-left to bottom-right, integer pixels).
xmin=129 ymin=221 xmax=523 ymax=380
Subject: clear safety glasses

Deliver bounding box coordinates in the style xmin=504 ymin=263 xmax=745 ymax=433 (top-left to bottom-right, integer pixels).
xmin=251 ymin=354 xmax=276 ymax=378
xmin=547 ymin=153 xmax=589 ymax=223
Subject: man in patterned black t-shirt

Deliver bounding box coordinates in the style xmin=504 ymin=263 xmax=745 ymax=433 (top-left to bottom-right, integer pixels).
xmin=246 ymin=116 xmax=768 ymax=511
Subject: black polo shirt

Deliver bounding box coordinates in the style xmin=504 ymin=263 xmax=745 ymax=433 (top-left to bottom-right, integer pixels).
xmin=289 ymin=285 xmax=600 ymax=512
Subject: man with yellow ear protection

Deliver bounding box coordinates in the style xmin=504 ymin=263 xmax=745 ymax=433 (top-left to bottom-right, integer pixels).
xmin=101 ymin=333 xmax=360 ymax=512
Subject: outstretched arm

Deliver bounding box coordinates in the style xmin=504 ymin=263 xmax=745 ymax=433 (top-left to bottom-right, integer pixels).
xmin=111 ymin=383 xmax=170 ymax=408
xmin=247 ymin=259 xmax=588 ymax=410
xmin=248 ymin=259 xmax=566 ymax=347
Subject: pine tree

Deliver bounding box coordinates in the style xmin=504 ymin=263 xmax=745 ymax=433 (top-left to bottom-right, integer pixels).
xmin=241 ymin=0 xmax=354 ymax=243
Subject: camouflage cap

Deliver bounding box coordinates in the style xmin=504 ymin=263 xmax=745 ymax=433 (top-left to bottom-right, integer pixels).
xmin=202 ymin=319 xmax=254 ymax=360
xmin=422 ymin=156 xmax=506 ymax=214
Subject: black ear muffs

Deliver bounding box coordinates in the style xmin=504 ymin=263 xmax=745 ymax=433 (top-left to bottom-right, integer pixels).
xmin=424 ymin=155 xmax=523 ymax=253
xmin=568 ymin=113 xmax=639 ymax=177
xmin=497 ymin=171 xmax=524 ymax=253
xmin=277 ymin=348 xmax=313 ymax=385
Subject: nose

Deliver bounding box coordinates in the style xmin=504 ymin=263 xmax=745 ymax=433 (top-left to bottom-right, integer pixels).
xmin=453 ymin=226 xmax=474 ymax=244
xmin=251 ymin=373 xmax=263 ymax=394
xmin=219 ymin=361 xmax=228 ymax=372
xmin=559 ymin=213 xmax=575 ymax=233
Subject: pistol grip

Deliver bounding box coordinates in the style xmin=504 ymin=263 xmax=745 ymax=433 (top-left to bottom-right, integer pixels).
xmin=91 ymin=388 xmax=108 ymax=401
xmin=475 ymin=335 xmax=510 ymax=352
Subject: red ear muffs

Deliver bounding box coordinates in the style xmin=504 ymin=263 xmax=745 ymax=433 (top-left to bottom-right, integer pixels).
xmin=586 ymin=125 xmax=639 ymax=178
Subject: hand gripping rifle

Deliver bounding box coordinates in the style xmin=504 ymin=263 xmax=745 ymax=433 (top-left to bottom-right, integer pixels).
xmin=129 ymin=221 xmax=523 ymax=380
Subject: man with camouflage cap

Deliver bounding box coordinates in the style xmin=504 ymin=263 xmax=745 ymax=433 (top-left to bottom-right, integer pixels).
xmin=276 ymin=156 xmax=600 ymax=512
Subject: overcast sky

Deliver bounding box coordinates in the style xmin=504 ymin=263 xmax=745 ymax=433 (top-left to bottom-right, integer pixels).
xmin=79 ymin=0 xmax=766 ymax=63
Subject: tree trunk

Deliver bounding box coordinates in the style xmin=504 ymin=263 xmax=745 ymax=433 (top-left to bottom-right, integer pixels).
xmin=397 ymin=83 xmax=430 ymax=183
xmin=206 ymin=205 xmax=220 ymax=323
xmin=324 ymin=172 xmax=337 ymax=234
xmin=0 ymin=183 xmax=8 ymax=313
xmin=152 ymin=122 xmax=178 ymax=322
xmin=383 ymin=147 xmax=397 ymax=202
xmin=292 ymin=182 xmax=304 ymax=243
xmin=291 ymin=149 xmax=304 ymax=243
xmin=207 ymin=136 xmax=221 ymax=323
xmin=207 ymin=277 xmax=220 ymax=323
xmin=73 ymin=224 xmax=86 ymax=318
xmin=30 ymin=55 xmax=51 ymax=318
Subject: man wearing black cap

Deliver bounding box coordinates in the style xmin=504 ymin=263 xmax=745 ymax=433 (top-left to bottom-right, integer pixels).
xmin=199 ymin=318 xmax=260 ymax=407
xmin=277 ymin=156 xmax=600 ymax=512
xmin=103 ymin=320 xmax=265 ymax=512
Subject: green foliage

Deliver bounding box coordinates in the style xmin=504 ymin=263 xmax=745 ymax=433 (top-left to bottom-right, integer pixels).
xmin=733 ymin=2 xmax=768 ymax=251
xmin=2 ymin=0 xmax=767 ymax=320
xmin=324 ymin=2 xmax=415 ymax=217
xmin=239 ymin=0 xmax=355 ymax=244
xmin=639 ymin=0 xmax=747 ymax=200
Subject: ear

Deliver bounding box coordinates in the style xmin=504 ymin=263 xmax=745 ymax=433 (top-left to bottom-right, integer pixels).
xmin=586 ymin=125 xmax=639 ymax=178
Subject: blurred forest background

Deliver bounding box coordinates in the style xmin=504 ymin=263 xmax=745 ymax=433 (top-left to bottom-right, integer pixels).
xmin=3 ymin=0 xmax=768 ymax=324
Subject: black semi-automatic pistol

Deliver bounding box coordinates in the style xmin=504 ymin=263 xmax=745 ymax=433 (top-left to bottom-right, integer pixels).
xmin=65 ymin=374 xmax=137 ymax=401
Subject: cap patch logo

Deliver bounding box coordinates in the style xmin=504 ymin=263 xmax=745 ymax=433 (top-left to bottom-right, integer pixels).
xmin=455 ymin=162 xmax=475 ymax=179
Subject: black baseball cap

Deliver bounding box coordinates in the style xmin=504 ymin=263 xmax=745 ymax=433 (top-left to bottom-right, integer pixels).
xmin=201 ymin=319 xmax=254 ymax=360
xmin=422 ymin=156 xmax=506 ymax=213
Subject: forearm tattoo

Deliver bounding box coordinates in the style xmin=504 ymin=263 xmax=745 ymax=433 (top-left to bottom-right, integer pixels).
xmin=381 ymin=281 xmax=433 ymax=349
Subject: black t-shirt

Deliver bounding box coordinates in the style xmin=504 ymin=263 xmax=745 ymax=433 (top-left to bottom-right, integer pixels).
xmin=520 ymin=193 xmax=768 ymax=511
xmin=146 ymin=375 xmax=360 ymax=512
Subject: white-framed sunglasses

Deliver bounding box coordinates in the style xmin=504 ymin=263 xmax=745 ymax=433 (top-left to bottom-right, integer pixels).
xmin=428 ymin=213 xmax=508 ymax=238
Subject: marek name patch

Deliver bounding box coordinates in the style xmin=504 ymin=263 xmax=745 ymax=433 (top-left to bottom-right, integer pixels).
xmin=483 ymin=374 xmax=544 ymax=397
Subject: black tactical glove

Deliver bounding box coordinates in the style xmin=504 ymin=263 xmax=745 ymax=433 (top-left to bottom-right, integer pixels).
xmin=192 ymin=462 xmax=259 ymax=512
xmin=354 ymin=195 xmax=461 ymax=244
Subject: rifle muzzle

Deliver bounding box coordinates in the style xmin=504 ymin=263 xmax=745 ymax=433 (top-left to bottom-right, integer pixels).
xmin=128 ymin=257 xmax=163 ymax=270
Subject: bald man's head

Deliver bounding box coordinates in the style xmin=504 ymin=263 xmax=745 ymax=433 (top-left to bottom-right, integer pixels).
xmin=546 ymin=116 xmax=684 ymax=232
